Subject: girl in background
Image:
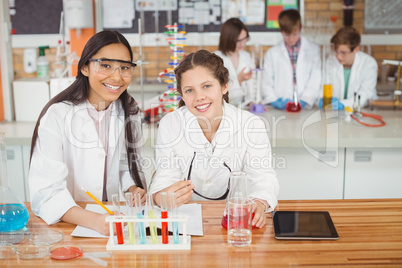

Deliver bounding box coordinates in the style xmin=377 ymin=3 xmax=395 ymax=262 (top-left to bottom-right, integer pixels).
xmin=215 ymin=18 xmax=255 ymax=107
xmin=29 ymin=31 xmax=146 ymax=235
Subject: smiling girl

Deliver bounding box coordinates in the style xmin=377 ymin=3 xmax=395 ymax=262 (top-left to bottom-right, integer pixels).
xmin=149 ymin=50 xmax=279 ymax=228
xmin=28 ymin=31 xmax=146 ymax=235
xmin=214 ymin=18 xmax=255 ymax=107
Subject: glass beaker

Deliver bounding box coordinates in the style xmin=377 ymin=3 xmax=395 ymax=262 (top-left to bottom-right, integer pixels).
xmin=221 ymin=171 xmax=255 ymax=229
xmin=286 ymin=84 xmax=301 ymax=112
xmin=0 ymin=132 xmax=29 ymax=232
xmin=322 ymin=43 xmax=335 ymax=109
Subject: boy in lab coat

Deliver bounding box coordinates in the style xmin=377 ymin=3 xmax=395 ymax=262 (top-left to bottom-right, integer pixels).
xmin=319 ymin=26 xmax=378 ymax=109
xmin=262 ymin=9 xmax=321 ymax=109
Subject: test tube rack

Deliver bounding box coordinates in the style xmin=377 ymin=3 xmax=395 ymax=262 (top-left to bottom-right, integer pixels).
xmin=105 ymin=215 xmax=191 ymax=250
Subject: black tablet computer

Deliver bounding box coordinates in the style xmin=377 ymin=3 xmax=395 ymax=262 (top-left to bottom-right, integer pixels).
xmin=273 ymin=211 xmax=339 ymax=240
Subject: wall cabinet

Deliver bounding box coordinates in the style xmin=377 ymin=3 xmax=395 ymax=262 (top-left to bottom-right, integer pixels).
xmin=273 ymin=147 xmax=344 ymax=200
xmin=6 ymin=145 xmax=402 ymax=202
xmin=344 ymin=148 xmax=402 ymax=199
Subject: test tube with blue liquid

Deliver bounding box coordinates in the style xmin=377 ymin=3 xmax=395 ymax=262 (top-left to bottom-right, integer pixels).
xmin=124 ymin=192 xmax=135 ymax=244
xmin=160 ymin=192 xmax=169 ymax=244
xmin=146 ymin=193 xmax=158 ymax=244
xmin=135 ymin=193 xmax=146 ymax=244
xmin=112 ymin=194 xmax=124 ymax=245
xmin=170 ymin=192 xmax=179 ymax=244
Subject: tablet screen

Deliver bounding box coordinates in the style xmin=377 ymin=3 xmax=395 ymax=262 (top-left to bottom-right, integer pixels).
xmin=273 ymin=211 xmax=339 ymax=240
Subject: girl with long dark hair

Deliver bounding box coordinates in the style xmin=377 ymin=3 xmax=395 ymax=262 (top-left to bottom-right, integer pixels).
xmin=28 ymin=31 xmax=146 ymax=235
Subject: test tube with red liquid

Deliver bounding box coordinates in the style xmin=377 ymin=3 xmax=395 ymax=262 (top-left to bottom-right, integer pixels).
xmin=160 ymin=192 xmax=169 ymax=244
xmin=112 ymin=194 xmax=124 ymax=245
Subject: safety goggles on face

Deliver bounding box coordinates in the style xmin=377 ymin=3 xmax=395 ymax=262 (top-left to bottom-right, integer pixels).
xmin=282 ymin=32 xmax=300 ymax=39
xmin=185 ymin=152 xmax=231 ymax=201
xmin=237 ymin=36 xmax=250 ymax=44
xmin=335 ymin=47 xmax=356 ymax=57
xmin=88 ymin=58 xmax=136 ymax=78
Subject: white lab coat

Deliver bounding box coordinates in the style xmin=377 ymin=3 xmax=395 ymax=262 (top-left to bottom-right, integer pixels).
xmin=28 ymin=100 xmax=146 ymax=225
xmin=327 ymin=51 xmax=378 ymax=108
xmin=149 ymin=102 xmax=279 ymax=212
xmin=262 ymin=36 xmax=321 ymax=107
xmin=214 ymin=50 xmax=255 ymax=105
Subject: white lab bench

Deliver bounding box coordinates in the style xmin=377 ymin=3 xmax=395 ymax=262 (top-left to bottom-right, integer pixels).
xmin=1 ymin=108 xmax=401 ymax=202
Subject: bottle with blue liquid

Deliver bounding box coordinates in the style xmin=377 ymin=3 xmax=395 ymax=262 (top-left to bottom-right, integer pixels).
xmin=0 ymin=132 xmax=29 ymax=232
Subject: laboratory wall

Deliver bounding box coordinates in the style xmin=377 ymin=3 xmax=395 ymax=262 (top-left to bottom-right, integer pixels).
xmin=10 ymin=0 xmax=402 ymax=82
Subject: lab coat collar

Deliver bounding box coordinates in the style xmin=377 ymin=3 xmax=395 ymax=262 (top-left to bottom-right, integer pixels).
xmin=349 ymin=51 xmax=361 ymax=86
xmin=66 ymin=99 xmax=125 ymax=154
xmin=179 ymin=102 xmax=239 ymax=155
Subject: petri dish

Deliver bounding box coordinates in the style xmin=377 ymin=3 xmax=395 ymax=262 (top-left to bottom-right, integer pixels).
xmin=49 ymin=244 xmax=83 ymax=260
xmin=30 ymin=230 xmax=63 ymax=245
xmin=15 ymin=243 xmax=49 ymax=260
xmin=0 ymin=242 xmax=15 ymax=260
xmin=0 ymin=230 xmax=26 ymax=244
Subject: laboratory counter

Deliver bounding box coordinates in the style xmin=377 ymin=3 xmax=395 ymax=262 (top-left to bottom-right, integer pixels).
xmin=1 ymin=199 xmax=402 ymax=267
xmin=2 ymin=108 xmax=402 ymax=202
xmin=1 ymin=108 xmax=402 ymax=148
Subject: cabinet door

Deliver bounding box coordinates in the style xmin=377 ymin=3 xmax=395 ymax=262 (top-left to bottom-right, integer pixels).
xmin=344 ymin=148 xmax=402 ymax=199
xmin=6 ymin=146 xmax=26 ymax=202
xmin=273 ymin=147 xmax=344 ymax=200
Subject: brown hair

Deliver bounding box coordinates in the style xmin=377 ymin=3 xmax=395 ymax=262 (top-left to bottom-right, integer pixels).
xmin=278 ymin=9 xmax=301 ymax=33
xmin=218 ymin=18 xmax=249 ymax=55
xmin=331 ymin=26 xmax=361 ymax=51
xmin=30 ymin=30 xmax=145 ymax=190
xmin=174 ymin=50 xmax=229 ymax=107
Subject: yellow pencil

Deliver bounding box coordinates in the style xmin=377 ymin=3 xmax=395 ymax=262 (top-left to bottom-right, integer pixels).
xmin=82 ymin=188 xmax=114 ymax=215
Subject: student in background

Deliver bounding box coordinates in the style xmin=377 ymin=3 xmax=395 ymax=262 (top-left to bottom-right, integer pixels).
xmin=28 ymin=31 xmax=146 ymax=235
xmin=149 ymin=50 xmax=279 ymax=228
xmin=215 ymin=18 xmax=255 ymax=107
xmin=262 ymin=9 xmax=321 ymax=109
xmin=319 ymin=26 xmax=378 ymax=110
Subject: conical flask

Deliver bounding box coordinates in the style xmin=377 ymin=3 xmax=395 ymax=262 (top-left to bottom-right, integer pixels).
xmin=286 ymin=84 xmax=301 ymax=112
xmin=221 ymin=171 xmax=249 ymax=229
xmin=0 ymin=132 xmax=29 ymax=232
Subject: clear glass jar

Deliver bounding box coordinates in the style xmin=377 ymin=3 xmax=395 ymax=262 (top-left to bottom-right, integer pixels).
xmin=221 ymin=171 xmax=249 ymax=229
xmin=0 ymin=132 xmax=29 ymax=232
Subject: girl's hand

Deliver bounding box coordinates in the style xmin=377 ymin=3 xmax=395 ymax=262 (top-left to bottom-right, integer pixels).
xmin=238 ymin=67 xmax=252 ymax=84
xmin=252 ymin=200 xmax=267 ymax=228
xmin=128 ymin=185 xmax=146 ymax=205
xmin=93 ymin=213 xmax=112 ymax=236
xmin=154 ymin=180 xmax=195 ymax=208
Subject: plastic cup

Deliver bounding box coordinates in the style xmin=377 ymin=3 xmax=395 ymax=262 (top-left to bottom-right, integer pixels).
xmin=227 ymin=197 xmax=253 ymax=247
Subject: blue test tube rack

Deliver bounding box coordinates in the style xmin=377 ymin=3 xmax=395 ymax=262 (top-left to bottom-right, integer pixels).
xmin=105 ymin=215 xmax=191 ymax=250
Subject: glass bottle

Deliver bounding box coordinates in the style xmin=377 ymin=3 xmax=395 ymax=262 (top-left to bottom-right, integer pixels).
xmin=0 ymin=132 xmax=29 ymax=232
xmin=322 ymin=43 xmax=335 ymax=109
xmin=221 ymin=171 xmax=254 ymax=229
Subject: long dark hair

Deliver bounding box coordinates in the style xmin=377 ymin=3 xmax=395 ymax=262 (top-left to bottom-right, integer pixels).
xmin=218 ymin=18 xmax=249 ymax=55
xmin=30 ymin=30 xmax=144 ymax=189
xmin=175 ymin=50 xmax=229 ymax=108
